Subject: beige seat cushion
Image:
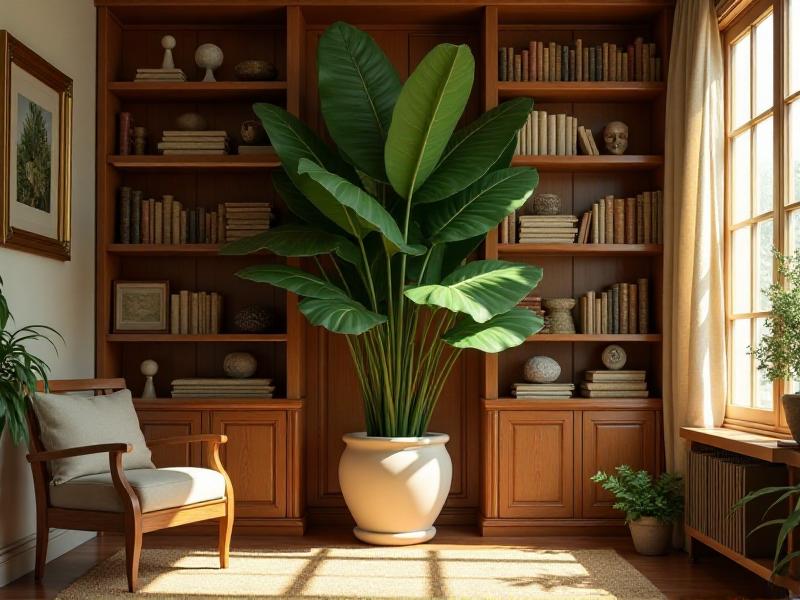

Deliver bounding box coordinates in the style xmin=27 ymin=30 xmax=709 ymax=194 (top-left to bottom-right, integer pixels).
xmin=32 ymin=389 xmax=154 ymax=484
xmin=49 ymin=467 xmax=225 ymax=513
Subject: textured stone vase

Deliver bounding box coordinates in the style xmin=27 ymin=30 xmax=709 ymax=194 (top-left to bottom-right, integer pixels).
xmin=542 ymin=298 xmax=576 ymax=334
xmin=782 ymin=394 xmax=800 ymax=443
xmin=339 ymin=433 xmax=452 ymax=546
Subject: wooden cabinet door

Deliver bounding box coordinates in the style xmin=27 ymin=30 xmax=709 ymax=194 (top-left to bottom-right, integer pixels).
xmin=137 ymin=410 xmax=202 ymax=467
xmin=581 ymin=410 xmax=656 ymax=519
xmin=498 ymin=411 xmax=574 ymax=518
xmin=211 ymin=410 xmax=287 ymax=518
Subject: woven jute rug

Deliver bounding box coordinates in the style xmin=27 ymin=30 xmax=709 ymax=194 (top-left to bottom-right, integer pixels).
xmin=56 ymin=546 xmax=665 ymax=599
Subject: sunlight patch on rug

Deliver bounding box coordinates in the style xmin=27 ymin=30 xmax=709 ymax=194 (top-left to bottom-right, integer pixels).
xmin=56 ymin=546 xmax=665 ymax=599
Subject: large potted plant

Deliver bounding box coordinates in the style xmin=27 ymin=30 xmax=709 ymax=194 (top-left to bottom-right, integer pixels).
xmin=0 ymin=275 xmax=60 ymax=445
xmin=223 ymin=22 xmax=542 ymax=545
xmin=591 ymin=465 xmax=683 ymax=555
xmin=751 ymin=249 xmax=800 ymax=442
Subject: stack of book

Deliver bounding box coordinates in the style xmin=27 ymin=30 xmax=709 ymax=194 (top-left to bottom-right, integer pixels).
xmin=170 ymin=378 xmax=275 ymax=399
xmin=499 ymin=38 xmax=662 ymax=82
xmin=224 ymin=202 xmax=272 ymax=241
xmin=134 ymin=67 xmax=187 ymax=82
xmin=158 ymin=130 xmax=229 ymax=155
xmin=518 ymin=294 xmax=549 ymax=333
xmin=579 ymin=279 xmax=649 ymax=335
xmin=512 ymin=382 xmax=575 ymax=399
xmin=516 ymin=110 xmax=579 ymax=156
xmin=576 ymin=191 xmax=663 ymax=245
xmin=579 ymin=370 xmax=648 ymax=398
xmin=169 ymin=290 xmax=223 ymax=335
xmin=517 ymin=215 xmax=578 ymax=244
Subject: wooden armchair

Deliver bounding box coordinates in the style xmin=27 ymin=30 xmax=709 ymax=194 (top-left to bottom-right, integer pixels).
xmin=27 ymin=379 xmax=234 ymax=592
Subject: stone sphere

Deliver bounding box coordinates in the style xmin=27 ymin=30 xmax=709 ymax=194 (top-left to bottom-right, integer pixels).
xmin=223 ymin=352 xmax=257 ymax=379
xmin=602 ymin=344 xmax=627 ymax=370
xmin=195 ymin=43 xmax=224 ymax=70
xmin=140 ymin=359 xmax=159 ymax=377
xmin=524 ymin=356 xmax=561 ymax=383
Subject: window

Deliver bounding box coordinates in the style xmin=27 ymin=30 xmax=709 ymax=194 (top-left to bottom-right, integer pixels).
xmin=724 ymin=0 xmax=798 ymax=432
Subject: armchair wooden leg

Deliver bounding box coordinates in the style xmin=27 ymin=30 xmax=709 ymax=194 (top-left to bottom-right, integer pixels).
xmin=34 ymin=514 xmax=48 ymax=581
xmin=218 ymin=503 xmax=233 ymax=569
xmin=125 ymin=515 xmax=143 ymax=592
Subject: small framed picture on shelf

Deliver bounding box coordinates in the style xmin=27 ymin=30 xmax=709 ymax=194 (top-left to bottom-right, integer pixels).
xmin=0 ymin=31 xmax=73 ymax=260
xmin=113 ymin=281 xmax=170 ymax=333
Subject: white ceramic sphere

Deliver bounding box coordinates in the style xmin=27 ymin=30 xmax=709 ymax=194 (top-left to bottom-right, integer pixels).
xmin=524 ymin=356 xmax=561 ymax=383
xmin=195 ymin=43 xmax=223 ymax=70
xmin=223 ymin=352 xmax=257 ymax=379
xmin=140 ymin=359 xmax=159 ymax=377
xmin=161 ymin=35 xmax=176 ymax=50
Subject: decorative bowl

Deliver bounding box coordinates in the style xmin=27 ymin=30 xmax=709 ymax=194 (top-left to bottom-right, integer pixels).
xmin=532 ymin=193 xmax=561 ymax=215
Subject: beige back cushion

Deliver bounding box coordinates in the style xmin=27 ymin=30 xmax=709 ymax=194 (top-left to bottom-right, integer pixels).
xmin=32 ymin=389 xmax=155 ymax=484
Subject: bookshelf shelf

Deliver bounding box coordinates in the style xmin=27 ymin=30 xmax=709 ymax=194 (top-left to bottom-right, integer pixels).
xmin=108 ymin=153 xmax=281 ymax=170
xmin=499 ymin=243 xmax=663 ymax=256
xmin=485 ymin=398 xmax=663 ymax=411
xmin=106 ymin=243 xmax=270 ymax=256
xmin=497 ymin=81 xmax=665 ymax=102
xmin=108 ymin=80 xmax=288 ymax=100
xmin=524 ymin=334 xmax=662 ymax=342
xmin=511 ymin=155 xmax=663 ymax=171
xmin=106 ymin=333 xmax=288 ymax=343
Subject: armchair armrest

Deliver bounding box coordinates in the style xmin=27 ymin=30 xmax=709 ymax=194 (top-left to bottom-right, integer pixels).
xmin=27 ymin=443 xmax=132 ymax=463
xmin=146 ymin=434 xmax=227 ymax=447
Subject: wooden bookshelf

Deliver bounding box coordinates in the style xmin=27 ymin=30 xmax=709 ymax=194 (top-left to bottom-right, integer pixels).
xmin=106 ymin=244 xmax=269 ymax=256
xmin=499 ymin=243 xmax=663 ymax=256
xmin=526 ymin=334 xmax=662 ymax=342
xmin=106 ymin=333 xmax=288 ymax=343
xmin=497 ymin=81 xmax=666 ymax=102
xmin=108 ymin=80 xmax=288 ymax=101
xmin=107 ymin=153 xmax=281 ymax=170
xmin=511 ymin=155 xmax=663 ymax=171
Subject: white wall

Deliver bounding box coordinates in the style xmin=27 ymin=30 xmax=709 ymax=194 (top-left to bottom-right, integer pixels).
xmin=0 ymin=0 xmax=96 ymax=586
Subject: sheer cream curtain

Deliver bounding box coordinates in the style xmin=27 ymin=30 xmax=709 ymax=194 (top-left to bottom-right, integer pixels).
xmin=662 ymin=0 xmax=727 ymax=473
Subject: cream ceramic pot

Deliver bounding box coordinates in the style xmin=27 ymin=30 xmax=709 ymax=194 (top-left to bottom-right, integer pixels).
xmin=339 ymin=432 xmax=452 ymax=546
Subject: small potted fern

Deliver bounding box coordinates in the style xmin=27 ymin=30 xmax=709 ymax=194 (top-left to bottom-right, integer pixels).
xmin=0 ymin=275 xmax=60 ymax=445
xmin=591 ymin=465 xmax=683 ymax=555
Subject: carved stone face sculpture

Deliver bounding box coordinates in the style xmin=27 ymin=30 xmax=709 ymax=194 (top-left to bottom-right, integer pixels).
xmin=603 ymin=121 xmax=629 ymax=155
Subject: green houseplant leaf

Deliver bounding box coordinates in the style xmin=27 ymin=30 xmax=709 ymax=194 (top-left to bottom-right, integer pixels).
xmin=414 ymin=98 xmax=534 ymax=204
xmin=272 ymin=170 xmax=328 ymax=227
xmin=423 ymin=168 xmax=539 ymax=243
xmin=300 ymin=297 xmax=387 ymax=335
xmin=318 ymin=21 xmax=402 ymax=182
xmin=385 ymin=43 xmax=474 ymax=200
xmin=405 ymin=260 xmax=542 ymax=323
xmin=236 ymin=264 xmax=348 ymax=300
xmin=442 ymin=308 xmax=543 ymax=352
xmin=220 ymin=224 xmax=360 ymax=265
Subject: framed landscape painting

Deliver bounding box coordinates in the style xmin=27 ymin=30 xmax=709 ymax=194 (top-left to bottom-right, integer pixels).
xmin=0 ymin=31 xmax=72 ymax=260
xmin=113 ymin=281 xmax=170 ymax=333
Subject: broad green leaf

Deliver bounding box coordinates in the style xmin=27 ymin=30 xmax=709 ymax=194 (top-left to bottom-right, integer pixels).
xmin=385 ymin=43 xmax=474 ymax=200
xmin=236 ymin=264 xmax=347 ymax=300
xmin=442 ymin=308 xmax=544 ymax=352
xmin=404 ymin=260 xmax=542 ymax=322
xmin=300 ymin=297 xmax=386 ymax=335
xmin=424 ymin=168 xmax=538 ymax=243
xmin=220 ymin=224 xmax=359 ymax=265
xmin=298 ymin=158 xmax=424 ymax=256
xmin=489 ymin=134 xmax=518 ymax=172
xmin=272 ymin=170 xmax=327 ymax=226
xmin=414 ymin=98 xmax=533 ymax=204
xmin=440 ymin=234 xmax=484 ymax=277
xmin=318 ymin=22 xmax=402 ymax=181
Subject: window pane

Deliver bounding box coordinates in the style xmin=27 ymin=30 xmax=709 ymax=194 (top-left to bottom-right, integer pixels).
xmin=731 ymin=319 xmax=753 ymax=406
xmin=754 ymin=13 xmax=773 ymax=115
xmin=732 ymin=130 xmax=751 ymax=223
xmin=790 ymin=103 xmax=800 ymax=205
xmin=757 ymin=219 xmax=774 ymax=311
xmin=732 ymin=33 xmax=751 ymax=128
xmin=755 ymin=318 xmax=773 ymax=409
xmin=732 ymin=226 xmax=752 ymax=313
xmin=755 ymin=117 xmax=773 ymax=215
xmin=790 ymin=0 xmax=800 ymax=95
xmin=790 ymin=210 xmax=800 ymax=253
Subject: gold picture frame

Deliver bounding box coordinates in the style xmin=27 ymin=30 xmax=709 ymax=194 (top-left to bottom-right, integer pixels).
xmin=113 ymin=281 xmax=170 ymax=333
xmin=0 ymin=31 xmax=72 ymax=261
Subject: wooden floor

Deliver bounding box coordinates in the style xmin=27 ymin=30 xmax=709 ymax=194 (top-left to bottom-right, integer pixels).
xmin=0 ymin=526 xmax=788 ymax=599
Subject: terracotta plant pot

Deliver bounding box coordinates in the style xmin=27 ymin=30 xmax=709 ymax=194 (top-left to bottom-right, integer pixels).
xmin=628 ymin=516 xmax=672 ymax=555
xmin=782 ymin=394 xmax=800 ymax=443
xmin=339 ymin=432 xmax=452 ymax=546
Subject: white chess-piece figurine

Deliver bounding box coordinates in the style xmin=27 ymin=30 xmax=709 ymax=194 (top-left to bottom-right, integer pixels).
xmin=195 ymin=43 xmax=223 ymax=82
xmin=140 ymin=359 xmax=158 ymax=399
xmin=161 ymin=35 xmax=176 ymax=70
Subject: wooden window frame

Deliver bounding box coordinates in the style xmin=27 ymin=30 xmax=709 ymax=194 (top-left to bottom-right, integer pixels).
xmin=723 ymin=0 xmax=795 ymax=435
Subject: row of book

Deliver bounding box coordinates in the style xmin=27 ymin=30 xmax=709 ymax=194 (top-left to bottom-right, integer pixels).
xmin=579 ymin=369 xmax=649 ymax=398
xmin=171 ymin=378 xmax=275 ymax=399
xmin=518 ymin=293 xmax=549 ymax=333
xmin=499 ymin=38 xmax=662 ymax=83
xmin=576 ymin=191 xmax=663 ymax=245
xmin=579 ymin=279 xmax=649 ymax=335
xmin=117 ymin=189 xmax=272 ymax=245
xmin=169 ymin=290 xmax=223 ymax=335
xmin=512 ymin=382 xmax=574 ymax=399
xmin=517 ymin=215 xmax=577 ymax=244
xmin=158 ymin=130 xmax=230 ymax=155
xmin=135 ymin=67 xmax=187 ymax=82
xmin=515 ymin=111 xmax=588 ymax=156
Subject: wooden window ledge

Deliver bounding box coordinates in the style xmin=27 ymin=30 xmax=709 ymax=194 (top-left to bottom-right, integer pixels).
xmin=681 ymin=427 xmax=800 ymax=467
